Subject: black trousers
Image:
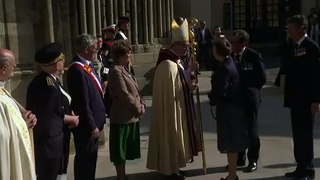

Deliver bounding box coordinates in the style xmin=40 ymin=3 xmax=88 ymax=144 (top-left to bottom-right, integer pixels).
xmin=238 ymin=109 xmax=260 ymax=163
xmin=35 ymin=155 xmax=61 ymax=180
xmin=290 ymin=106 xmax=314 ymax=169
xmin=73 ymin=131 xmax=99 ymax=180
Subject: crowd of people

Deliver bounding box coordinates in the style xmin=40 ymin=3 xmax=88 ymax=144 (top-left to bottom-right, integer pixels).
xmin=0 ymin=13 xmax=319 ymax=180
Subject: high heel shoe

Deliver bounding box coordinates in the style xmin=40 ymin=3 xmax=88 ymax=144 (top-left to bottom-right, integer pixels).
xmin=220 ymin=175 xmax=239 ymax=180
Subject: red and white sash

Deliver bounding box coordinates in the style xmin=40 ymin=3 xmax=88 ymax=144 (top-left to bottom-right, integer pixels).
xmin=69 ymin=61 xmax=103 ymax=95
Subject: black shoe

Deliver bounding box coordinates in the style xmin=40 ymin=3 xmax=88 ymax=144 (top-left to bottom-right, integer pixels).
xmin=285 ymin=169 xmax=315 ymax=179
xmin=244 ymin=162 xmax=257 ymax=172
xmin=225 ymin=161 xmax=245 ymax=169
xmin=220 ymin=175 xmax=239 ymax=180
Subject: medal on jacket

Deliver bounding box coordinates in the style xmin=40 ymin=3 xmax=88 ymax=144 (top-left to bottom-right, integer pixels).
xmin=294 ymin=47 xmax=306 ymax=57
xmin=69 ymin=61 xmax=103 ymax=95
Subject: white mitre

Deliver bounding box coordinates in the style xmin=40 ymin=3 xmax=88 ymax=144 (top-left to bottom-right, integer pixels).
xmin=171 ymin=19 xmax=189 ymax=42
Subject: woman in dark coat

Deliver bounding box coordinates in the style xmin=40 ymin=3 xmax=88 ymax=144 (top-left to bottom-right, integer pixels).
xmin=208 ymin=37 xmax=248 ymax=180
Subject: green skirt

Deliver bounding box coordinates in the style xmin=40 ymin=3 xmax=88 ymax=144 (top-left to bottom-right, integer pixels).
xmin=109 ymin=121 xmax=141 ymax=165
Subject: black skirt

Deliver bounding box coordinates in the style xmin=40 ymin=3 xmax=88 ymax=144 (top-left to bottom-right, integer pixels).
xmin=216 ymin=102 xmax=248 ymax=153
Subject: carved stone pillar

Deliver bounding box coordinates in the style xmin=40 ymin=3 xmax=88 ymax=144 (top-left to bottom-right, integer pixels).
xmin=125 ymin=0 xmax=130 ymax=12
xmin=101 ymin=0 xmax=106 ymax=28
xmin=131 ymin=0 xmax=138 ymax=45
xmin=152 ymin=0 xmax=158 ymax=38
xmin=70 ymin=0 xmax=79 ymax=48
xmin=142 ymin=0 xmax=148 ymax=44
xmin=79 ymin=0 xmax=87 ymax=33
xmin=106 ymin=0 xmax=113 ymax=25
xmin=157 ymin=0 xmax=163 ymax=37
xmin=42 ymin=0 xmax=55 ymax=42
xmin=166 ymin=0 xmax=170 ymax=37
xmin=95 ymin=0 xmax=102 ymax=35
xmin=119 ymin=0 xmax=125 ymax=17
xmin=148 ymin=0 xmax=154 ymax=44
xmin=170 ymin=0 xmax=174 ymax=21
xmin=161 ymin=0 xmax=167 ymax=37
xmin=88 ymin=0 xmax=96 ymax=36
xmin=113 ymin=0 xmax=118 ymax=23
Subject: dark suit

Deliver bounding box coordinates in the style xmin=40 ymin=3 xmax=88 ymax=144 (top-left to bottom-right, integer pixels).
xmin=281 ymin=37 xmax=320 ymax=171
xmin=26 ymin=71 xmax=64 ymax=180
xmin=196 ymin=27 xmax=213 ymax=70
xmin=235 ymin=48 xmax=266 ymax=164
xmin=67 ymin=55 xmax=106 ymax=180
xmin=208 ymin=57 xmax=248 ymax=152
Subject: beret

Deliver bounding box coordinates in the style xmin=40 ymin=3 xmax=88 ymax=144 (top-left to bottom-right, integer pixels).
xmin=35 ymin=43 xmax=64 ymax=66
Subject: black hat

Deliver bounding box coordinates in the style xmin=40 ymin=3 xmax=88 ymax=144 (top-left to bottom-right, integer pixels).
xmin=35 ymin=43 xmax=64 ymax=66
xmin=118 ymin=16 xmax=130 ymax=24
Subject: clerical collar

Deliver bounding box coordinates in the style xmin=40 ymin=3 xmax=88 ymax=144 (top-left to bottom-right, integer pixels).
xmin=77 ymin=54 xmax=91 ymax=65
xmin=0 ymin=81 xmax=5 ymax=88
xmin=296 ymin=34 xmax=307 ymax=46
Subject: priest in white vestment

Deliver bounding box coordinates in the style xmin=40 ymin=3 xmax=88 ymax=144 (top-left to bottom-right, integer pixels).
xmin=0 ymin=48 xmax=36 ymax=180
xmin=146 ymin=18 xmax=200 ymax=179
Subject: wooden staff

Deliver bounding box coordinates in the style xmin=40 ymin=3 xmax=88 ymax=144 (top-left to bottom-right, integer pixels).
xmin=188 ymin=17 xmax=207 ymax=174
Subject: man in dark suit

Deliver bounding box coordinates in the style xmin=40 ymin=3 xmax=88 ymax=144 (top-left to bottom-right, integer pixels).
xmin=26 ymin=43 xmax=66 ymax=180
xmin=229 ymin=29 xmax=266 ymax=172
xmin=67 ymin=34 xmax=106 ymax=180
xmin=196 ymin=20 xmax=213 ymax=70
xmin=280 ymin=14 xmax=320 ymax=180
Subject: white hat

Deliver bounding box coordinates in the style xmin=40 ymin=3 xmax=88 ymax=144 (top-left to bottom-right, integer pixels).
xmin=171 ymin=19 xmax=189 ymax=42
xmin=102 ymin=24 xmax=116 ymax=32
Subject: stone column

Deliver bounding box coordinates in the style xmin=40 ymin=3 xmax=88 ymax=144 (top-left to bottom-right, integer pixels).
xmin=148 ymin=0 xmax=154 ymax=44
xmin=166 ymin=0 xmax=171 ymax=37
xmin=106 ymin=0 xmax=113 ymax=25
xmin=170 ymin=0 xmax=174 ymax=21
xmin=88 ymin=0 xmax=96 ymax=36
xmin=2 ymin=0 xmax=19 ymax=62
xmin=161 ymin=0 xmax=167 ymax=37
xmin=41 ymin=0 xmax=55 ymax=43
xmin=101 ymin=0 xmax=106 ymax=28
xmin=113 ymin=0 xmax=118 ymax=23
xmin=125 ymin=0 xmax=130 ymax=13
xmin=157 ymin=0 xmax=163 ymax=37
xmin=152 ymin=0 xmax=158 ymax=38
xmin=119 ymin=0 xmax=125 ymax=17
xmin=95 ymin=0 xmax=102 ymax=35
xmin=131 ymin=0 xmax=138 ymax=44
xmin=142 ymin=0 xmax=148 ymax=44
xmin=0 ymin=0 xmax=7 ymax=47
xmin=79 ymin=0 xmax=87 ymax=33
xmin=70 ymin=0 xmax=79 ymax=50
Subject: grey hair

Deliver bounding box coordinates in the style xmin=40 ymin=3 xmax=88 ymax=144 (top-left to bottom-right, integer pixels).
xmin=74 ymin=33 xmax=97 ymax=52
xmin=0 ymin=55 xmax=10 ymax=68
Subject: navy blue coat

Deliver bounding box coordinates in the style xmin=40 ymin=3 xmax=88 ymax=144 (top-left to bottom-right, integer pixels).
xmin=26 ymin=71 xmax=64 ymax=159
xmin=208 ymin=57 xmax=241 ymax=106
xmin=67 ymin=56 xmax=106 ymax=133
xmin=208 ymin=57 xmax=248 ymax=152
xmin=281 ymin=37 xmax=320 ymax=107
